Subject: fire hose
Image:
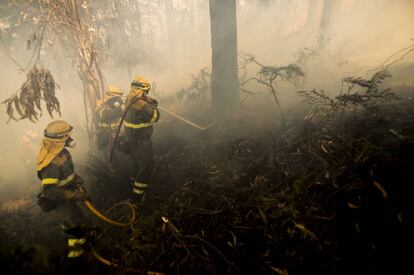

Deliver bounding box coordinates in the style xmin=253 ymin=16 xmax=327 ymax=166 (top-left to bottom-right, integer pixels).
xmin=83 ymin=200 xmax=135 ymax=227
xmin=78 ymin=186 xmax=136 ymax=227
xmin=109 ymin=95 xmax=144 ymax=164
xmin=157 ymin=105 xmax=216 ymax=130
xmin=77 ymin=187 xmax=142 ymax=269
xmin=109 ymin=95 xmax=215 ymax=164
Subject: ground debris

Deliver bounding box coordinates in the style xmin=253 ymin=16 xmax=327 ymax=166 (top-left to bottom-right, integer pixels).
xmin=2 ymin=89 xmax=414 ymax=274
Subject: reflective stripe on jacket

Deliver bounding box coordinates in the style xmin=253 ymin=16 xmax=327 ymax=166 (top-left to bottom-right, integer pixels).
xmin=125 ymin=107 xmax=159 ymax=130
xmin=38 ymin=149 xmax=77 ymax=192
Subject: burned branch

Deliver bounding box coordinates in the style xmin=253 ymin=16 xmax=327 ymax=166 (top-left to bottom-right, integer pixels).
xmin=238 ymin=53 xmax=305 ymax=123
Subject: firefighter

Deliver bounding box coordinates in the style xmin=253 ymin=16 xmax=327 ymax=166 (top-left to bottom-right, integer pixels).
xmin=21 ymin=129 xmax=39 ymax=164
xmin=123 ymin=76 xmax=160 ymax=202
xmin=36 ymin=120 xmax=89 ymax=259
xmin=95 ymin=85 xmax=124 ymax=152
xmin=20 ymin=129 xmax=40 ymax=182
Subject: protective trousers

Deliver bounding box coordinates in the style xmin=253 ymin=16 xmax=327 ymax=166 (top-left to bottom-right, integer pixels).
xmin=128 ymin=138 xmax=154 ymax=199
xmin=52 ymin=200 xmax=88 ymax=258
xmin=96 ymin=128 xmax=112 ymax=151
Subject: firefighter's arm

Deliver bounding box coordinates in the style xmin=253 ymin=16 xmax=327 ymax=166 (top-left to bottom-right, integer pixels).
xmin=133 ymin=99 xmax=147 ymax=110
xmin=141 ymin=98 xmax=160 ymax=122
xmin=63 ymin=174 xmax=89 ymax=201
xmin=151 ymin=107 xmax=160 ymax=123
xmin=146 ymin=96 xmax=158 ymax=107
xmin=41 ymin=174 xmax=66 ymax=201
xmin=40 ymin=164 xmax=60 ymax=193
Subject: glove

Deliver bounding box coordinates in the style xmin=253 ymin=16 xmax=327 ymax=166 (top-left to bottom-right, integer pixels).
xmin=75 ymin=174 xmax=84 ymax=187
xmin=37 ymin=193 xmax=57 ymax=212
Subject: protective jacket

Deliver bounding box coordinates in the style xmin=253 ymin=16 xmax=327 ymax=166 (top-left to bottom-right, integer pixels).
xmin=124 ymin=94 xmax=160 ymax=141
xmin=38 ymin=148 xmax=79 ymax=197
xmin=95 ymin=97 xmax=123 ymax=150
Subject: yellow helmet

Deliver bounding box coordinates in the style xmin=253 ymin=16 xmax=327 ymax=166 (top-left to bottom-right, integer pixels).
xmin=106 ymin=85 xmax=123 ymax=97
xmin=95 ymin=85 xmax=123 ymax=110
xmin=27 ymin=129 xmax=39 ymax=139
xmin=37 ymin=120 xmax=73 ymax=171
xmin=43 ymin=120 xmax=73 ymax=142
xmin=131 ymin=76 xmax=151 ymax=92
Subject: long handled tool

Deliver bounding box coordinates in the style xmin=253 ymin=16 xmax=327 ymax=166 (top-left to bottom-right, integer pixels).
xmin=109 ymin=95 xmax=144 ymax=163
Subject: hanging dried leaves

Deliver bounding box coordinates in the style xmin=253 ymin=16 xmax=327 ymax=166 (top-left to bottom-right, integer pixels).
xmin=2 ymin=66 xmax=60 ymax=123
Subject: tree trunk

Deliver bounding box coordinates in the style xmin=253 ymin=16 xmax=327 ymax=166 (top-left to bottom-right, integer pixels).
xmin=165 ymin=0 xmax=178 ymax=53
xmin=305 ymin=0 xmax=320 ymax=27
xmin=320 ymin=0 xmax=342 ymax=38
xmin=209 ymin=0 xmax=239 ymax=118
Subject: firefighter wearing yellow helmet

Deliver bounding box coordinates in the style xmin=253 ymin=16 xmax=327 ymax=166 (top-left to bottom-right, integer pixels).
xmin=123 ymin=76 xmax=160 ymax=201
xmin=95 ymin=85 xmax=124 ymax=151
xmin=36 ymin=120 xmax=89 ymax=259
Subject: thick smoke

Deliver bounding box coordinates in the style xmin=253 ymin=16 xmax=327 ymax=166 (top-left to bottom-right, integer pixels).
xmin=0 ymin=0 xmax=413 ymax=197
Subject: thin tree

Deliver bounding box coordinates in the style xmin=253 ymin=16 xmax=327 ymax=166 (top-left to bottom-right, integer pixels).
xmin=209 ymin=0 xmax=239 ymax=118
xmin=320 ymin=0 xmax=342 ymax=38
